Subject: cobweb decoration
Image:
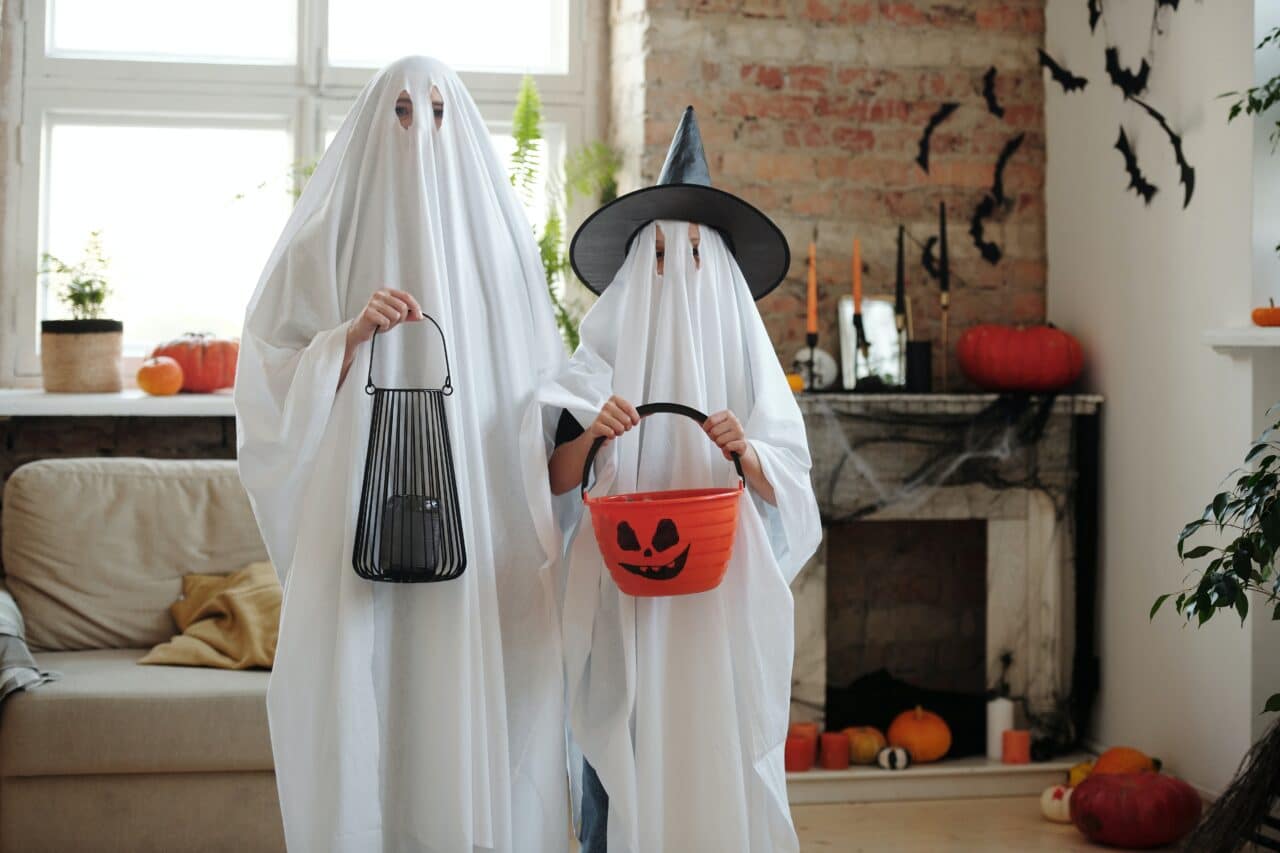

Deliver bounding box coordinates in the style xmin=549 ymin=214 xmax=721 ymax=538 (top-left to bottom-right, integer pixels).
xmin=804 ymin=394 xmax=1073 ymax=525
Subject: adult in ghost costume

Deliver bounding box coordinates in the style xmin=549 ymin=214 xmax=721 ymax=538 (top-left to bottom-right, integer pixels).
xmin=235 ymin=56 xmax=568 ymax=852
xmin=519 ymin=107 xmax=822 ymax=852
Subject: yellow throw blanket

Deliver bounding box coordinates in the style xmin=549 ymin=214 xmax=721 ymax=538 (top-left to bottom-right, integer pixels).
xmin=139 ymin=561 xmax=281 ymax=669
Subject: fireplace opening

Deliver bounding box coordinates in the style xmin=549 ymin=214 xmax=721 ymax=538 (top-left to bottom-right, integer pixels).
xmin=824 ymin=519 xmax=989 ymax=757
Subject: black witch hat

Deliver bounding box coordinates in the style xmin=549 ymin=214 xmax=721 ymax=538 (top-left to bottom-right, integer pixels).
xmin=569 ymin=106 xmax=790 ymax=300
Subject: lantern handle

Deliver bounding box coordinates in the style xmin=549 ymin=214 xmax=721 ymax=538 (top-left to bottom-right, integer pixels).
xmin=365 ymin=313 xmax=453 ymax=396
xmin=580 ymin=402 xmax=746 ymax=499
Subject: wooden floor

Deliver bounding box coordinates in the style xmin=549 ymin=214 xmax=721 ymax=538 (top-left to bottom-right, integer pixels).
xmin=793 ymin=796 xmax=1174 ymax=851
xmin=569 ymin=794 xmax=1183 ymax=850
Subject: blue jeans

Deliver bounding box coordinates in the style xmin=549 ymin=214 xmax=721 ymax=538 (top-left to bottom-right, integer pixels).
xmin=579 ymin=759 xmax=608 ymax=853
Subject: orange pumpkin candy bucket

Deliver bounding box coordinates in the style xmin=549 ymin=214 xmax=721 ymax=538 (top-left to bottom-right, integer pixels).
xmin=580 ymin=403 xmax=744 ymax=597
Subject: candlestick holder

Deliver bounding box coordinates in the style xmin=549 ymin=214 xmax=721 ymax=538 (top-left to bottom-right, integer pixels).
xmin=940 ymin=291 xmax=951 ymax=392
xmin=805 ymin=332 xmax=818 ymax=391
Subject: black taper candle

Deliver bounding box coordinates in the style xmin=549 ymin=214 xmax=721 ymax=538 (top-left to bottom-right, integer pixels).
xmin=939 ymin=202 xmax=950 ymax=293
xmin=894 ymin=225 xmax=905 ymax=320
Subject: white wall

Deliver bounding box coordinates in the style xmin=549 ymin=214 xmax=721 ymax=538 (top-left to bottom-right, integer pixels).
xmin=1045 ymin=0 xmax=1257 ymax=794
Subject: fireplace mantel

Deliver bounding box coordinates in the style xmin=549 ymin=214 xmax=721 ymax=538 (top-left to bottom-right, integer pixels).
xmin=791 ymin=392 xmax=1102 ymax=741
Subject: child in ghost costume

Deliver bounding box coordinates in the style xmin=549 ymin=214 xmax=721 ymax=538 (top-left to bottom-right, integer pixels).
xmin=520 ymin=107 xmax=822 ymax=853
xmin=235 ymin=57 xmax=569 ymax=853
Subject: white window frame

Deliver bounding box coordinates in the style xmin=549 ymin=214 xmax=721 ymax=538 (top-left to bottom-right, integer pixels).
xmin=3 ymin=0 xmax=591 ymax=382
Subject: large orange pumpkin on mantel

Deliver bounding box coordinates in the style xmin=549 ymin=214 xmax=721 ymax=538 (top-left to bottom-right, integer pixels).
xmin=956 ymin=324 xmax=1084 ymax=392
xmin=150 ymin=334 xmax=238 ymax=393
xmin=887 ymin=706 xmax=951 ymax=763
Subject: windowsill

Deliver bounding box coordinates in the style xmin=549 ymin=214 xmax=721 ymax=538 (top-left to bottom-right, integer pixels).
xmin=1203 ymin=326 xmax=1280 ymax=350
xmin=0 ymin=388 xmax=235 ymax=417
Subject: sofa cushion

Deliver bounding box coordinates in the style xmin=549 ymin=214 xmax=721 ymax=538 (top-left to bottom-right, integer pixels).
xmin=1 ymin=458 xmax=267 ymax=651
xmin=0 ymin=648 xmax=272 ymax=776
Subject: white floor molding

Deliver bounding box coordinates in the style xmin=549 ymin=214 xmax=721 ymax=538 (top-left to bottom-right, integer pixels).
xmin=787 ymin=753 xmax=1089 ymax=805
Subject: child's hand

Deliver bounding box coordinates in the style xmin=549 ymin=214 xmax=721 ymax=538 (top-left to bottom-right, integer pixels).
xmin=349 ymin=288 xmax=424 ymax=347
xmin=588 ymin=396 xmax=640 ymax=444
xmin=704 ymin=410 xmax=748 ymax=461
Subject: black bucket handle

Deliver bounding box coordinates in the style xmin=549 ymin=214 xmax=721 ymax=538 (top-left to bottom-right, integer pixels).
xmin=580 ymin=402 xmax=746 ymax=499
xmin=365 ymin=314 xmax=453 ymax=396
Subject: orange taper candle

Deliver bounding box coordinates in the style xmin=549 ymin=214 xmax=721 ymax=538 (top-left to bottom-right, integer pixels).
xmin=852 ymin=237 xmax=863 ymax=314
xmin=806 ymin=239 xmax=818 ymax=334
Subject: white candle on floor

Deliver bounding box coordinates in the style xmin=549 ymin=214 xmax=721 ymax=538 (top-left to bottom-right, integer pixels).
xmin=986 ymin=697 xmax=1015 ymax=761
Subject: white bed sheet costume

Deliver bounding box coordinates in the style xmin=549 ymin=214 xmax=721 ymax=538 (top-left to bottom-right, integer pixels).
xmin=520 ymin=107 xmax=822 ymax=853
xmin=235 ymin=56 xmax=569 ymax=853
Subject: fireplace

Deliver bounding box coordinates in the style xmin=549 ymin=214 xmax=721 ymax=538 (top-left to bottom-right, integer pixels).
xmin=827 ymin=520 xmax=987 ymax=697
xmin=791 ymin=393 xmax=1102 ymax=745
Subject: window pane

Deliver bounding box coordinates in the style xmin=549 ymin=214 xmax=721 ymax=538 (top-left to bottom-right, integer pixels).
xmin=49 ymin=0 xmax=294 ymax=64
xmin=328 ymin=0 xmax=568 ymax=74
xmin=42 ymin=123 xmax=294 ymax=353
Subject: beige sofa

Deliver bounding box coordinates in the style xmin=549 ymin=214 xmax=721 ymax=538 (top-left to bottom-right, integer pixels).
xmin=0 ymin=458 xmax=285 ymax=853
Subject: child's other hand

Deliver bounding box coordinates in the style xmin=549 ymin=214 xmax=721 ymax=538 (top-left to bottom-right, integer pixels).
xmin=588 ymin=395 xmax=640 ymax=444
xmin=704 ymin=409 xmax=748 ymax=460
xmin=349 ymin=288 xmax=424 ymax=346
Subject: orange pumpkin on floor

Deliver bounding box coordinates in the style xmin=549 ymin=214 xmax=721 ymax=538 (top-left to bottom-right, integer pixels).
xmin=887 ymin=706 xmax=951 ymax=763
xmin=1093 ymin=746 xmax=1161 ymax=775
xmin=136 ymin=356 xmax=184 ymax=396
xmin=844 ymin=726 xmax=888 ymax=765
xmin=150 ymin=333 xmax=238 ymax=393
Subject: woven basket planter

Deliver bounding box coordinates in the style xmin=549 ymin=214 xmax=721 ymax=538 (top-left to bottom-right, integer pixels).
xmin=41 ymin=319 xmax=124 ymax=393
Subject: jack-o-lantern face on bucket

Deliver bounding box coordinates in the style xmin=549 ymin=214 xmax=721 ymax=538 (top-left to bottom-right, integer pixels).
xmin=615 ymin=518 xmax=689 ymax=580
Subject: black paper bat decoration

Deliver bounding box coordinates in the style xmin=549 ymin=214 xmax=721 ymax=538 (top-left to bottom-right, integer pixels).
xmin=982 ymin=67 xmax=1005 ymax=119
xmin=970 ymin=195 xmax=1002 ymax=265
xmin=1132 ymin=96 xmax=1195 ymax=207
xmin=922 ymin=236 xmax=940 ymax=279
xmin=1039 ymin=49 xmax=1088 ymax=93
xmin=1087 ymin=0 xmax=1101 ymax=32
xmin=1114 ymin=128 xmax=1158 ymax=204
xmin=915 ymin=102 xmax=959 ymax=173
xmin=1156 ymin=0 xmax=1178 ymax=8
xmin=1104 ymin=47 xmax=1150 ymax=98
xmin=990 ymin=133 xmax=1026 ymax=206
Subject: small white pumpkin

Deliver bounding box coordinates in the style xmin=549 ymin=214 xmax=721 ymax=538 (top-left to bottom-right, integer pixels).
xmin=1040 ymin=784 xmax=1073 ymax=823
xmin=876 ymin=746 xmax=911 ymax=770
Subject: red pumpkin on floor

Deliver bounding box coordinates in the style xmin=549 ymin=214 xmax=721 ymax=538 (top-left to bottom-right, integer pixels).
xmin=887 ymin=706 xmax=951 ymax=763
xmin=955 ymin=324 xmax=1084 ymax=392
xmin=150 ymin=334 xmax=238 ymax=393
xmin=1070 ymin=772 xmax=1201 ymax=849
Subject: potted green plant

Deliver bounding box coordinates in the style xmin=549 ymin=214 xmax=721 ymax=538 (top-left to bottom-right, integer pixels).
xmin=39 ymin=230 xmax=122 ymax=392
xmin=509 ymin=76 xmax=621 ymax=351
xmin=1153 ymin=407 xmax=1280 ymax=851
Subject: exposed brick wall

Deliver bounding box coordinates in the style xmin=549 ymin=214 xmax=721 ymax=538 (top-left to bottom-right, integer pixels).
xmin=614 ymin=0 xmax=1047 ymax=384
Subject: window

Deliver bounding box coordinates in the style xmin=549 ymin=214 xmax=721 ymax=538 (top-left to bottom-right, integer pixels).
xmin=8 ymin=0 xmax=588 ymax=376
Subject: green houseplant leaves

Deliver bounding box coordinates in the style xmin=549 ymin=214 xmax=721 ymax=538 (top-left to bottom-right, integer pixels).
xmin=1154 ymin=414 xmax=1280 ymax=712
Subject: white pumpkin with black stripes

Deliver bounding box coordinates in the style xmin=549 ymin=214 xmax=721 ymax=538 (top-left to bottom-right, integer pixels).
xmin=876 ymin=746 xmax=911 ymax=770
